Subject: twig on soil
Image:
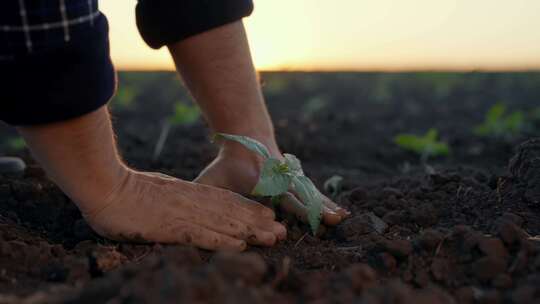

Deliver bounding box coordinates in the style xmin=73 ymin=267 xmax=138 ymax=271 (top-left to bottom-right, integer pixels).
xmin=336 ymin=245 xmax=363 ymax=251
xmin=133 ymin=247 xmax=153 ymax=263
xmin=456 ymin=185 xmax=472 ymax=199
xmin=434 ymin=236 xmax=448 ymax=257
xmin=152 ymin=120 xmax=172 ymax=162
xmin=271 ymin=256 xmax=291 ymax=288
xmin=294 ymin=232 xmax=309 ymax=249
xmin=496 ymin=177 xmax=506 ymax=204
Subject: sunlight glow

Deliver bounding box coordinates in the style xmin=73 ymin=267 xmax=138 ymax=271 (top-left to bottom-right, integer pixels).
xmin=100 ymin=0 xmax=540 ymax=71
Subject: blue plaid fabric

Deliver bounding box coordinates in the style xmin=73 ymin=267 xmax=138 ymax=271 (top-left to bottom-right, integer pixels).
xmin=0 ymin=0 xmax=254 ymax=125
xmin=0 ymin=0 xmax=100 ymax=60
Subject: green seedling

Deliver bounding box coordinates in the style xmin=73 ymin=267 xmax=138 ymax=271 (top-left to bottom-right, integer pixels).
xmin=531 ymin=107 xmax=540 ymax=121
xmin=214 ymin=133 xmax=323 ymax=235
xmin=169 ymin=103 xmax=201 ymax=126
xmin=394 ymin=128 xmax=450 ymax=162
xmin=153 ymin=102 xmax=201 ymax=161
xmin=7 ymin=137 xmax=26 ymax=151
xmin=302 ymin=96 xmax=328 ymax=120
xmin=113 ymin=85 xmax=138 ymax=108
xmin=323 ymin=175 xmax=344 ymax=199
xmin=474 ymin=103 xmax=525 ymax=138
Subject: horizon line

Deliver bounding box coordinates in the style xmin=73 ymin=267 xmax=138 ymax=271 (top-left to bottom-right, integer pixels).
xmin=116 ymin=67 xmax=540 ymax=73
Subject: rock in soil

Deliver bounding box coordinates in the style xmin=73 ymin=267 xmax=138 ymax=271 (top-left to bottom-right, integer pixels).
xmin=0 ymin=157 xmax=26 ymax=177
xmin=336 ymin=212 xmax=388 ymax=241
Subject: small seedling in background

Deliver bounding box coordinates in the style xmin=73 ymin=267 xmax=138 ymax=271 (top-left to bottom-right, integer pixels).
xmin=302 ymin=96 xmax=328 ymax=121
xmin=153 ymin=102 xmax=201 ymax=161
xmin=474 ymin=103 xmax=525 ymax=138
xmin=531 ymin=107 xmax=540 ymax=122
xmin=262 ymin=77 xmax=289 ymax=95
xmin=7 ymin=137 xmax=26 ymax=151
xmin=323 ymin=175 xmax=344 ymax=199
xmin=169 ymin=103 xmax=201 ymax=126
xmin=113 ymin=85 xmax=138 ymax=108
xmin=214 ymin=133 xmax=324 ymax=235
xmin=394 ymin=128 xmax=450 ymax=162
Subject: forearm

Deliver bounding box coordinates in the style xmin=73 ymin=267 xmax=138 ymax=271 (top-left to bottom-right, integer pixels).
xmin=17 ymin=106 xmax=128 ymax=215
xmin=167 ymin=21 xmax=278 ymax=153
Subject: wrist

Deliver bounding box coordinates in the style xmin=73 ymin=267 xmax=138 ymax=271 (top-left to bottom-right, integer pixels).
xmin=219 ymin=132 xmax=281 ymax=161
xmin=73 ymin=160 xmax=131 ymax=217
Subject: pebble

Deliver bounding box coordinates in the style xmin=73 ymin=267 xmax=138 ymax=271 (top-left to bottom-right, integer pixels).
xmin=337 ymin=212 xmax=388 ymax=241
xmin=0 ymin=157 xmax=26 ymax=177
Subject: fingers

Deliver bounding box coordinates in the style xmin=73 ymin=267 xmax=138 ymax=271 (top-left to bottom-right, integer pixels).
xmin=233 ymin=193 xmax=277 ymax=220
xmin=189 ymin=184 xmax=286 ymax=239
xmin=189 ymin=182 xmax=276 ymax=220
xmin=173 ymin=179 xmax=287 ymax=243
xmin=322 ymin=195 xmax=349 ymax=225
xmin=280 ymin=192 xmax=348 ymax=226
xmin=247 ymin=217 xmax=287 ymax=241
xmin=187 ymin=208 xmax=279 ymax=246
xmin=154 ymin=219 xmax=247 ymax=252
xmin=322 ymin=195 xmax=351 ymax=218
xmin=279 ymin=192 xmax=309 ymax=222
xmin=322 ymin=205 xmax=343 ymax=226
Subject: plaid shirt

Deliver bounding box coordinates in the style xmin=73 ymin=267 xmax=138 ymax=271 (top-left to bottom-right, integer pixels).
xmin=0 ymin=0 xmax=254 ymax=126
xmin=0 ymin=0 xmax=101 ymax=60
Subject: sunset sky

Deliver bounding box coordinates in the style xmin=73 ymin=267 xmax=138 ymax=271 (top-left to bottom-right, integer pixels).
xmin=100 ymin=0 xmax=540 ymax=71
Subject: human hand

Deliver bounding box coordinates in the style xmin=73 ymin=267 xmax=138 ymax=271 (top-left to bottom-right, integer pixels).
xmin=195 ymin=139 xmax=350 ymax=226
xmin=16 ymin=106 xmax=285 ymax=251
xmin=82 ymin=169 xmax=286 ymax=251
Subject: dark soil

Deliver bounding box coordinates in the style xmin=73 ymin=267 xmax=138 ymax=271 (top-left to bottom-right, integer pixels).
xmin=1 ymin=72 xmax=539 ymax=303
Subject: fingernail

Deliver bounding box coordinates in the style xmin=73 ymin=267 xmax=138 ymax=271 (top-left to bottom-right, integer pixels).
xmin=238 ymin=240 xmax=247 ymax=251
xmin=337 ymin=207 xmax=351 ymax=216
xmin=274 ymin=223 xmax=287 ymax=240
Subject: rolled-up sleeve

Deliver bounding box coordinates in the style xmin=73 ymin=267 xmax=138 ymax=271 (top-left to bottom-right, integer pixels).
xmin=136 ymin=0 xmax=254 ymax=49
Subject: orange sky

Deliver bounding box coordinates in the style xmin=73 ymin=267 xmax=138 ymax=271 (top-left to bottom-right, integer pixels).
xmin=100 ymin=0 xmax=540 ymax=71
